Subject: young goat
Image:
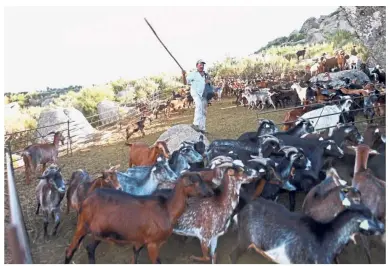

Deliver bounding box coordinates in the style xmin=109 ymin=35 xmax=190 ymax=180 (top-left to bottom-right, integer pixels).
xmin=173 ymin=161 xmax=259 ymax=264
xmin=66 ymin=165 xmax=122 ymax=214
xmin=64 ymin=173 xmax=214 ymax=264
xmin=22 ymin=131 xmax=65 ymax=184
xmin=126 ymin=139 xmax=170 ymax=167
xmin=230 ymin=198 xmax=384 ymax=264
xmin=35 ymin=164 xmax=66 ymax=238
xmin=125 ymin=116 xmax=152 ymax=140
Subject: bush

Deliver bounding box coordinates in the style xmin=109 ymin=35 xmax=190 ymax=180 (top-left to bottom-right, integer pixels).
xmin=75 ymin=85 xmax=115 ymax=119
xmin=325 ymin=30 xmax=357 ymax=48
xmin=4 ymin=106 xmax=44 ymax=133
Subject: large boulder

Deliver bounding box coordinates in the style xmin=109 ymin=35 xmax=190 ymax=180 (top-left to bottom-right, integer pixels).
xmin=35 ymin=107 xmax=95 ymax=144
xmin=156 ymin=124 xmax=210 ymax=152
xmin=41 ymin=98 xmax=54 ymax=107
xmin=341 ymin=6 xmax=386 ymax=70
xmin=306 ymin=28 xmax=326 ymax=44
xmin=310 ymin=69 xmax=370 ymax=87
xmin=97 ymin=100 xmax=120 ymax=125
xmin=300 ymin=17 xmax=320 ymax=34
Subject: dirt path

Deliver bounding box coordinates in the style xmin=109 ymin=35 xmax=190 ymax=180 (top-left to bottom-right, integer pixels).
xmin=4 ymin=98 xmax=385 ymax=264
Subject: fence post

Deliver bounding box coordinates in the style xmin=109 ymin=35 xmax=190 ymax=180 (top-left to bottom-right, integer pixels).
xmin=5 ymin=142 xmax=33 ymax=264
xmin=67 ymin=120 xmax=72 ymax=156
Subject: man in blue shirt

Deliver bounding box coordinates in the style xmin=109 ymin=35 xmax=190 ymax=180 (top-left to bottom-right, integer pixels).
xmin=182 ymin=59 xmax=210 ymax=134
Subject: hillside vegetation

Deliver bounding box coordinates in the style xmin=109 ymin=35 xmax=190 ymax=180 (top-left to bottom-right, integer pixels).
xmin=5 ymin=30 xmax=369 ymax=135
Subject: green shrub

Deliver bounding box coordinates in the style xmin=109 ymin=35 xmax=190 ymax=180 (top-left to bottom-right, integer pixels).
xmin=75 ymin=85 xmax=115 ymax=119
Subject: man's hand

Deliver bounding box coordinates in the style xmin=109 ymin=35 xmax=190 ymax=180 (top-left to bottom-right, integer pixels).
xmin=205 ymin=79 xmax=211 ymax=84
xmin=182 ymin=70 xmax=186 ymax=76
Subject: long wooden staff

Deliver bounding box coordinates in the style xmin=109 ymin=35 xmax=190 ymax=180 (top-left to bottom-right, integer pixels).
xmin=144 ymin=18 xmax=185 ymax=72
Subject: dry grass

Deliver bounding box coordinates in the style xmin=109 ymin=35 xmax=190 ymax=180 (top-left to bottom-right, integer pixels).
xmin=4 ymin=97 xmax=385 ymax=264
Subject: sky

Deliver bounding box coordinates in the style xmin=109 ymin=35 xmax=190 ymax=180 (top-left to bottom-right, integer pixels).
xmin=4 ymin=6 xmax=338 ymax=93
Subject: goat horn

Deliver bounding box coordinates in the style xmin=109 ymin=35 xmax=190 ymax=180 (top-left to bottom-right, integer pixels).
xmin=261 ymin=135 xmax=280 ymax=144
xmin=216 ymin=162 xmax=234 ymax=168
xmin=279 ymin=146 xmax=299 ymax=154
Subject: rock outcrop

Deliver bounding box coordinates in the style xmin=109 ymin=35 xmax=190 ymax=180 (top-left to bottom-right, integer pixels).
xmin=310 ymin=69 xmax=370 ymax=87
xmin=156 ymin=124 xmax=209 ymax=152
xmin=97 ymin=100 xmax=120 ymax=125
xmin=256 ymin=5 xmax=385 ymax=68
xmin=35 ymin=107 xmax=95 ymax=144
xmin=341 ymin=6 xmax=386 ymax=70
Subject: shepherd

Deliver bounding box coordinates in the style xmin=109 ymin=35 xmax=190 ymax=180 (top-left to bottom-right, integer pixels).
xmin=182 ymin=60 xmax=213 ymax=134
xmin=144 ymin=18 xmax=213 ymax=134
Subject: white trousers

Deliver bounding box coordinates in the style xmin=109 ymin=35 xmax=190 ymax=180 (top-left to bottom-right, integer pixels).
xmin=192 ymin=93 xmax=207 ymax=131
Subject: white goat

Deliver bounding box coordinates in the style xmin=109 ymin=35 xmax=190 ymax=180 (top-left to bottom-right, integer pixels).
xmin=291 ymin=83 xmax=308 ymax=105
xmin=346 ymin=55 xmax=362 ymax=70
xmin=299 ymin=99 xmax=353 ymax=136
xmin=242 ymin=91 xmax=276 ymax=110
xmin=310 ymin=62 xmax=320 ymax=76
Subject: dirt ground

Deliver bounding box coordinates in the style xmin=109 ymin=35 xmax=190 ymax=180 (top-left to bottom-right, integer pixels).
xmin=4 ymin=98 xmax=386 ymax=264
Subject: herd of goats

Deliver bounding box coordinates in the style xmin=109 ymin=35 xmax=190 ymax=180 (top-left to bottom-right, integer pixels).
xmin=13 ymin=52 xmax=387 ymax=264
xmin=19 ymin=73 xmax=386 ymax=263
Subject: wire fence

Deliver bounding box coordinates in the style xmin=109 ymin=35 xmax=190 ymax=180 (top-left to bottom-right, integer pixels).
xmin=4 ymin=89 xmax=173 ymax=169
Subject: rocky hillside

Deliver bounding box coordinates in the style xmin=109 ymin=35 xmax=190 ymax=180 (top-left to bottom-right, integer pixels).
xmin=256 ymin=6 xmax=386 ymax=69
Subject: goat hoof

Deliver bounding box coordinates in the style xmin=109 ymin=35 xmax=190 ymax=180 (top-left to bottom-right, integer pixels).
xmin=190 ymin=255 xmax=210 ymax=262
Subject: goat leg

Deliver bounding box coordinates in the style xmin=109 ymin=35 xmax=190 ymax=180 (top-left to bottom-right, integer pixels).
xmin=51 ymin=209 xmax=61 ymax=236
xmin=288 ymin=191 xmax=296 ymax=212
xmin=229 ymin=244 xmax=246 ymax=264
xmin=43 ymin=210 xmax=49 ymax=239
xmin=86 ymin=239 xmax=101 ymax=264
xmin=66 ymin=194 xmax=71 ymax=215
xmin=35 ymin=202 xmax=41 ymax=215
xmin=359 ymin=235 xmax=372 ymax=264
xmin=190 ymin=240 xmax=211 ymax=262
xmin=131 ymin=244 xmax=145 ymax=264
xmin=146 ymin=243 xmax=162 ymax=264
xmin=64 ymin=220 xmax=88 ymax=264
xmin=210 ymin=236 xmax=219 ymax=264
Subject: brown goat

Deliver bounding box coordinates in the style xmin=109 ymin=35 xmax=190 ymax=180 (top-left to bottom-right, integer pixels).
xmin=282 ymin=105 xmax=310 ymax=131
xmin=66 ymin=165 xmax=122 ymax=214
xmin=169 ymin=98 xmax=186 ymax=114
xmin=126 ymin=140 xmax=170 ymax=167
xmin=302 ymin=168 xmax=361 ymax=223
xmin=22 ymin=131 xmax=65 ymax=184
xmin=348 ymin=145 xmax=385 ymax=221
xmin=301 ymin=167 xmax=368 ymax=263
xmin=64 ymin=172 xmax=214 ymax=264
xmin=348 ymin=144 xmax=386 ymax=245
